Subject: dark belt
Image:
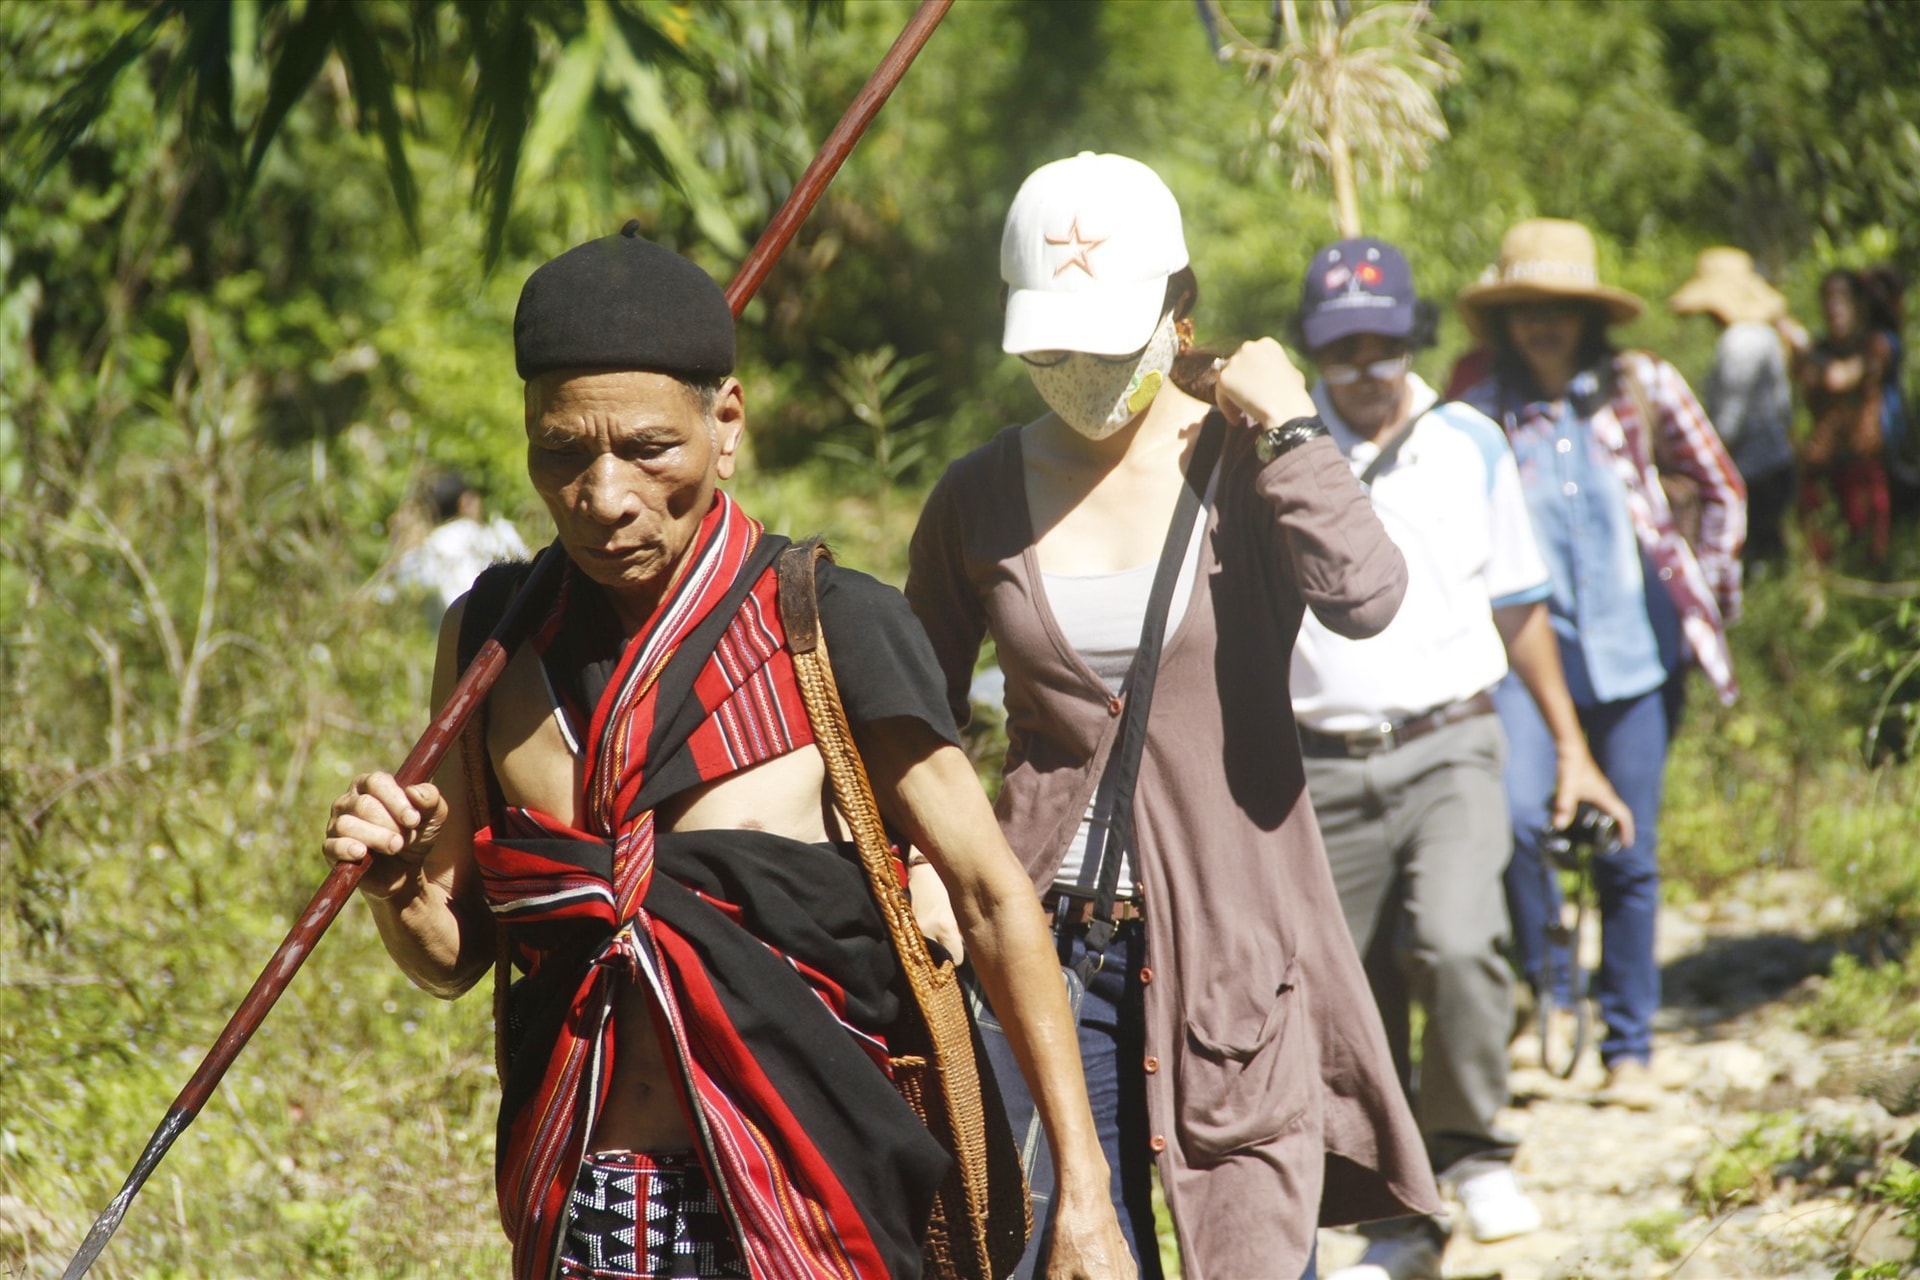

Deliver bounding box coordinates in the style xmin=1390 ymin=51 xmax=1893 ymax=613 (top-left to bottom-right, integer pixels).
xmin=1042 ymin=890 xmax=1145 ymax=925
xmin=1297 ymin=690 xmax=1497 ymax=760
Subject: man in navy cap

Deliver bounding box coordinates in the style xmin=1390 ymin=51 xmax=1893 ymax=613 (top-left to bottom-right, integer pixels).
xmin=1289 ymin=239 xmax=1631 ymax=1280
xmin=322 ymin=226 xmax=1131 ymax=1280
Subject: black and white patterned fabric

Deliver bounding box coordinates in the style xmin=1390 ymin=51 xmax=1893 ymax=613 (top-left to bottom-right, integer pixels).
xmin=558 ymin=1151 xmax=748 ymax=1279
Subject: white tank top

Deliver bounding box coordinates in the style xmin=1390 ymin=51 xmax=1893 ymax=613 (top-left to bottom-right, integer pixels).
xmin=1038 ymin=498 xmax=1209 ymax=893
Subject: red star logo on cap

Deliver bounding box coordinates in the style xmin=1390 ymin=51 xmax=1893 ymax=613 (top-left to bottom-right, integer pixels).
xmin=1046 ymin=217 xmax=1107 ymax=279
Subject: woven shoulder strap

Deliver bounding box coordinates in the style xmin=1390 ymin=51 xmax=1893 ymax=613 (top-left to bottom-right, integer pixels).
xmin=775 ymin=540 xmax=1026 ymax=1280
xmin=774 ymin=542 xmax=945 ymax=995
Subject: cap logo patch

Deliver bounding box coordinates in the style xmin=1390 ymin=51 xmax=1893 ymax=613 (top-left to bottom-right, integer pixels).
xmin=1045 ymin=217 xmax=1108 ymax=279
xmin=1356 ymin=263 xmax=1384 ymax=287
xmin=1323 ymin=265 xmax=1352 ymax=291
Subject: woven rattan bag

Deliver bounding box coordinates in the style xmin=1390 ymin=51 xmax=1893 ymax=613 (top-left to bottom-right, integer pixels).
xmin=776 ymin=541 xmax=1031 ymax=1280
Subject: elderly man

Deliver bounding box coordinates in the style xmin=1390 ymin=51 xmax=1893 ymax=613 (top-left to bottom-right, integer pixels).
xmin=1289 ymin=239 xmax=1631 ymax=1280
xmin=323 ymin=226 xmax=1130 ymax=1280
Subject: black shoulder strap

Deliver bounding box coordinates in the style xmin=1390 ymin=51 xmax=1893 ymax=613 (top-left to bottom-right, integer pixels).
xmin=457 ymin=559 xmax=541 ymax=671
xmin=1077 ymin=413 xmax=1227 ymax=959
xmin=1359 ymin=399 xmax=1449 ymax=488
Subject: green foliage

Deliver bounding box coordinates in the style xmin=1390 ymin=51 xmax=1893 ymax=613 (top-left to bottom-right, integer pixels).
xmin=1622 ymin=1208 xmax=1690 ymax=1263
xmin=8 ymin=0 xmax=828 ymax=266
xmin=815 ymin=342 xmax=940 ymax=567
xmin=1661 ymin=552 xmax=1920 ymax=944
xmin=1690 ymin=1114 xmax=1804 ymax=1212
xmin=1839 ymin=1159 xmax=1920 ymax=1278
xmin=1797 ymin=950 xmax=1920 ymax=1043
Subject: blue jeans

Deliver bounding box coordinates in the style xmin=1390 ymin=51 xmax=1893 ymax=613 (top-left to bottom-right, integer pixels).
xmin=1035 ymin=923 xmax=1316 ymax=1280
xmin=1494 ymin=673 xmax=1674 ymax=1066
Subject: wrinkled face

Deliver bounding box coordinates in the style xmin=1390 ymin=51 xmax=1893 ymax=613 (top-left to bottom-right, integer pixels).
xmin=1310 ymin=333 xmax=1412 ymax=437
xmin=1504 ymin=300 xmax=1589 ymax=379
xmin=526 ymin=369 xmax=744 ymax=623
xmin=1823 ymin=279 xmax=1859 ymax=341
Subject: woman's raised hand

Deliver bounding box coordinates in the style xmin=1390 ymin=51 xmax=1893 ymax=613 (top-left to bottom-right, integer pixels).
xmin=1214 ymin=337 xmax=1316 ymax=431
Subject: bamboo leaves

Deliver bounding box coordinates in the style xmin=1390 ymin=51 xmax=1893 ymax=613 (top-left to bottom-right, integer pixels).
xmin=16 ymin=0 xmax=797 ymax=267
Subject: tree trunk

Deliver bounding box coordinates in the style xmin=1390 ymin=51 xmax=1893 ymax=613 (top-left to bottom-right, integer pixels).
xmin=1327 ymin=109 xmax=1361 ymax=236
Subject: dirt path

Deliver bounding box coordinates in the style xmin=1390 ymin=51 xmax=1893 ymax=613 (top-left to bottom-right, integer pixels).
xmin=1317 ymin=870 xmax=1912 ymax=1279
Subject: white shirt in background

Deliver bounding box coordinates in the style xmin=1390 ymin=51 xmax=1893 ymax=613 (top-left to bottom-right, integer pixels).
xmin=1292 ymin=373 xmax=1549 ymax=733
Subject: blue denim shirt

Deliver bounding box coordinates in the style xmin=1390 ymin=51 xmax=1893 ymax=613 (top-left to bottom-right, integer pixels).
xmin=1511 ymin=399 xmax=1681 ymax=705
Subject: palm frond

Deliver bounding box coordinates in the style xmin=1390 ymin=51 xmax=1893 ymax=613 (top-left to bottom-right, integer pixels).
xmin=599 ymin=14 xmax=744 ymax=254
xmin=243 ymin=0 xmax=345 ymax=185
xmin=456 ymin=1 xmax=541 ymax=269
xmin=159 ymin=0 xmax=237 ymax=149
xmin=1226 ymin=0 xmax=1457 ymax=196
xmin=334 ymin=1 xmax=421 ymax=244
xmin=11 ymin=4 xmax=175 ymax=204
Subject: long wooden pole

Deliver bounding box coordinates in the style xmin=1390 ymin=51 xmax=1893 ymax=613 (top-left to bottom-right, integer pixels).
xmin=61 ymin=4 xmax=953 ymax=1274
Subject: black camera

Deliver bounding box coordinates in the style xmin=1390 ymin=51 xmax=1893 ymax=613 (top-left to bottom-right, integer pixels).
xmin=1540 ymin=801 xmax=1622 ymax=871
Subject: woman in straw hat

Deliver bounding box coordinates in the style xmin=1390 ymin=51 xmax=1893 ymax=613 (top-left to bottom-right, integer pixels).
xmin=1669 ymin=247 xmax=1804 ymax=569
xmin=1456 ymin=218 xmax=1745 ymax=1106
xmin=906 ymin=152 xmax=1440 ymax=1280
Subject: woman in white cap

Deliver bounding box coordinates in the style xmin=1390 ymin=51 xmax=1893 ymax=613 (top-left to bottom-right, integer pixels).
xmin=1668 ymin=247 xmax=1804 ymax=570
xmin=1456 ymin=218 xmax=1745 ymax=1107
xmin=906 ymin=152 xmax=1439 ymax=1280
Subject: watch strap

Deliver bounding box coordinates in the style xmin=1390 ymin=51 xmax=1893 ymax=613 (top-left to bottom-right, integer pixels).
xmin=1256 ymin=415 xmax=1329 ymax=463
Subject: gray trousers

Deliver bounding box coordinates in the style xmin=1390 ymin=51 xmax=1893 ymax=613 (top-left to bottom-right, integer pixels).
xmin=1303 ymin=713 xmax=1515 ymax=1173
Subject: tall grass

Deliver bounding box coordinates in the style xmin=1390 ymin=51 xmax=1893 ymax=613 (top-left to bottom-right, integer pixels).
xmin=1662 ymin=542 xmax=1920 ymax=951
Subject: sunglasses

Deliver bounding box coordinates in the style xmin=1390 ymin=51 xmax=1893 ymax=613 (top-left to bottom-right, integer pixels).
xmin=1319 ymin=352 xmax=1411 ymax=386
xmin=1508 ymin=301 xmax=1587 ymax=325
xmin=1019 ymin=343 xmax=1149 ymax=369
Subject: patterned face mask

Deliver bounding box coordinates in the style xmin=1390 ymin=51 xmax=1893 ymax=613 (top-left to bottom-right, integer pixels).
xmin=1023 ymin=311 xmax=1179 ymax=439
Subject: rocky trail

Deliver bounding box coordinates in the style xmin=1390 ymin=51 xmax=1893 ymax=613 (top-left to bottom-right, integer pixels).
xmin=1314 ymin=870 xmax=1918 ymax=1280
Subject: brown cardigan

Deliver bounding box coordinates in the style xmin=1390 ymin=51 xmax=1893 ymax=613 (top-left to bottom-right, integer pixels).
xmin=906 ymin=424 xmax=1440 ymax=1279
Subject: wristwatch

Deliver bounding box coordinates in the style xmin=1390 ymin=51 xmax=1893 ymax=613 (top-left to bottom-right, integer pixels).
xmin=1253 ymin=415 xmax=1329 ymax=464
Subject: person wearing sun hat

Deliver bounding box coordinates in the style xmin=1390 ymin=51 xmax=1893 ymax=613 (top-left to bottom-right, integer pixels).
xmin=1670 ymin=247 xmax=1803 ymax=568
xmin=1456 ymin=217 xmax=1745 ymax=1111
xmin=907 ymin=152 xmax=1439 ymax=1280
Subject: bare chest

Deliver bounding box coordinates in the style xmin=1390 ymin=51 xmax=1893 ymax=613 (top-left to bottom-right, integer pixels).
xmin=483 ymin=642 xmax=832 ymax=842
xmin=1025 ymin=451 xmax=1185 ymax=575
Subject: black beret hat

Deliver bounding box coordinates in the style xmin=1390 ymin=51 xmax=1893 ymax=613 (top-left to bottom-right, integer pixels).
xmin=513 ymin=221 xmax=735 ymax=382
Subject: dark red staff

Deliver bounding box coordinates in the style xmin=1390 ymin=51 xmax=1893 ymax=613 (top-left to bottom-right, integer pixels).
xmin=61 ymin=3 xmax=953 ymax=1274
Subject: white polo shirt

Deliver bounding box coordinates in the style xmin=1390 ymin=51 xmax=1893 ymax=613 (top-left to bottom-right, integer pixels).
xmin=1291 ymin=373 xmax=1550 ymax=733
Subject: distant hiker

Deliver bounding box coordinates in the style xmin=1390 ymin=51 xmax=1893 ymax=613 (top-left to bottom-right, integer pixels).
xmin=1457 ymin=218 xmax=1744 ymax=1110
xmin=323 ymin=227 xmax=1131 ymax=1280
xmin=1861 ymin=264 xmax=1913 ymax=493
xmin=1668 ymin=247 xmax=1801 ymax=571
xmin=1290 ymin=237 xmax=1630 ymax=1280
xmin=390 ymin=472 xmax=530 ymax=621
xmin=1797 ymin=269 xmax=1892 ymax=565
xmin=906 ymin=152 xmax=1439 ymax=1280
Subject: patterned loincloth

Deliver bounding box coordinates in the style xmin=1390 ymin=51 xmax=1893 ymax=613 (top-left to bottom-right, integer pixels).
xmin=558 ymin=1150 xmax=748 ymax=1279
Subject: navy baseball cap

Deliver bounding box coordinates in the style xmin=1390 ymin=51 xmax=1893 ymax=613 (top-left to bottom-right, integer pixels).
xmin=1300 ymin=237 xmax=1416 ymax=351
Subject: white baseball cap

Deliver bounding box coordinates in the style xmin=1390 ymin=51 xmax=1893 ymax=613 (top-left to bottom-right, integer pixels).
xmin=1000 ymin=152 xmax=1189 ymax=356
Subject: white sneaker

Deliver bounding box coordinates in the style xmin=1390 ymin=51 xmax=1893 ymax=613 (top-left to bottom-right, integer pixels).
xmin=1452 ymin=1166 xmax=1542 ymax=1243
xmin=1325 ymin=1224 xmax=1444 ymax=1280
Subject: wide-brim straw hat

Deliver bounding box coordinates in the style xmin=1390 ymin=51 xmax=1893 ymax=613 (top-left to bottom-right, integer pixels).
xmin=1668 ymin=246 xmax=1787 ymax=326
xmin=1456 ymin=218 xmax=1644 ymax=341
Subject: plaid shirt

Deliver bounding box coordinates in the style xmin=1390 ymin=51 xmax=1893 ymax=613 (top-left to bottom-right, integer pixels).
xmin=1466 ymin=351 xmax=1746 ymax=704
